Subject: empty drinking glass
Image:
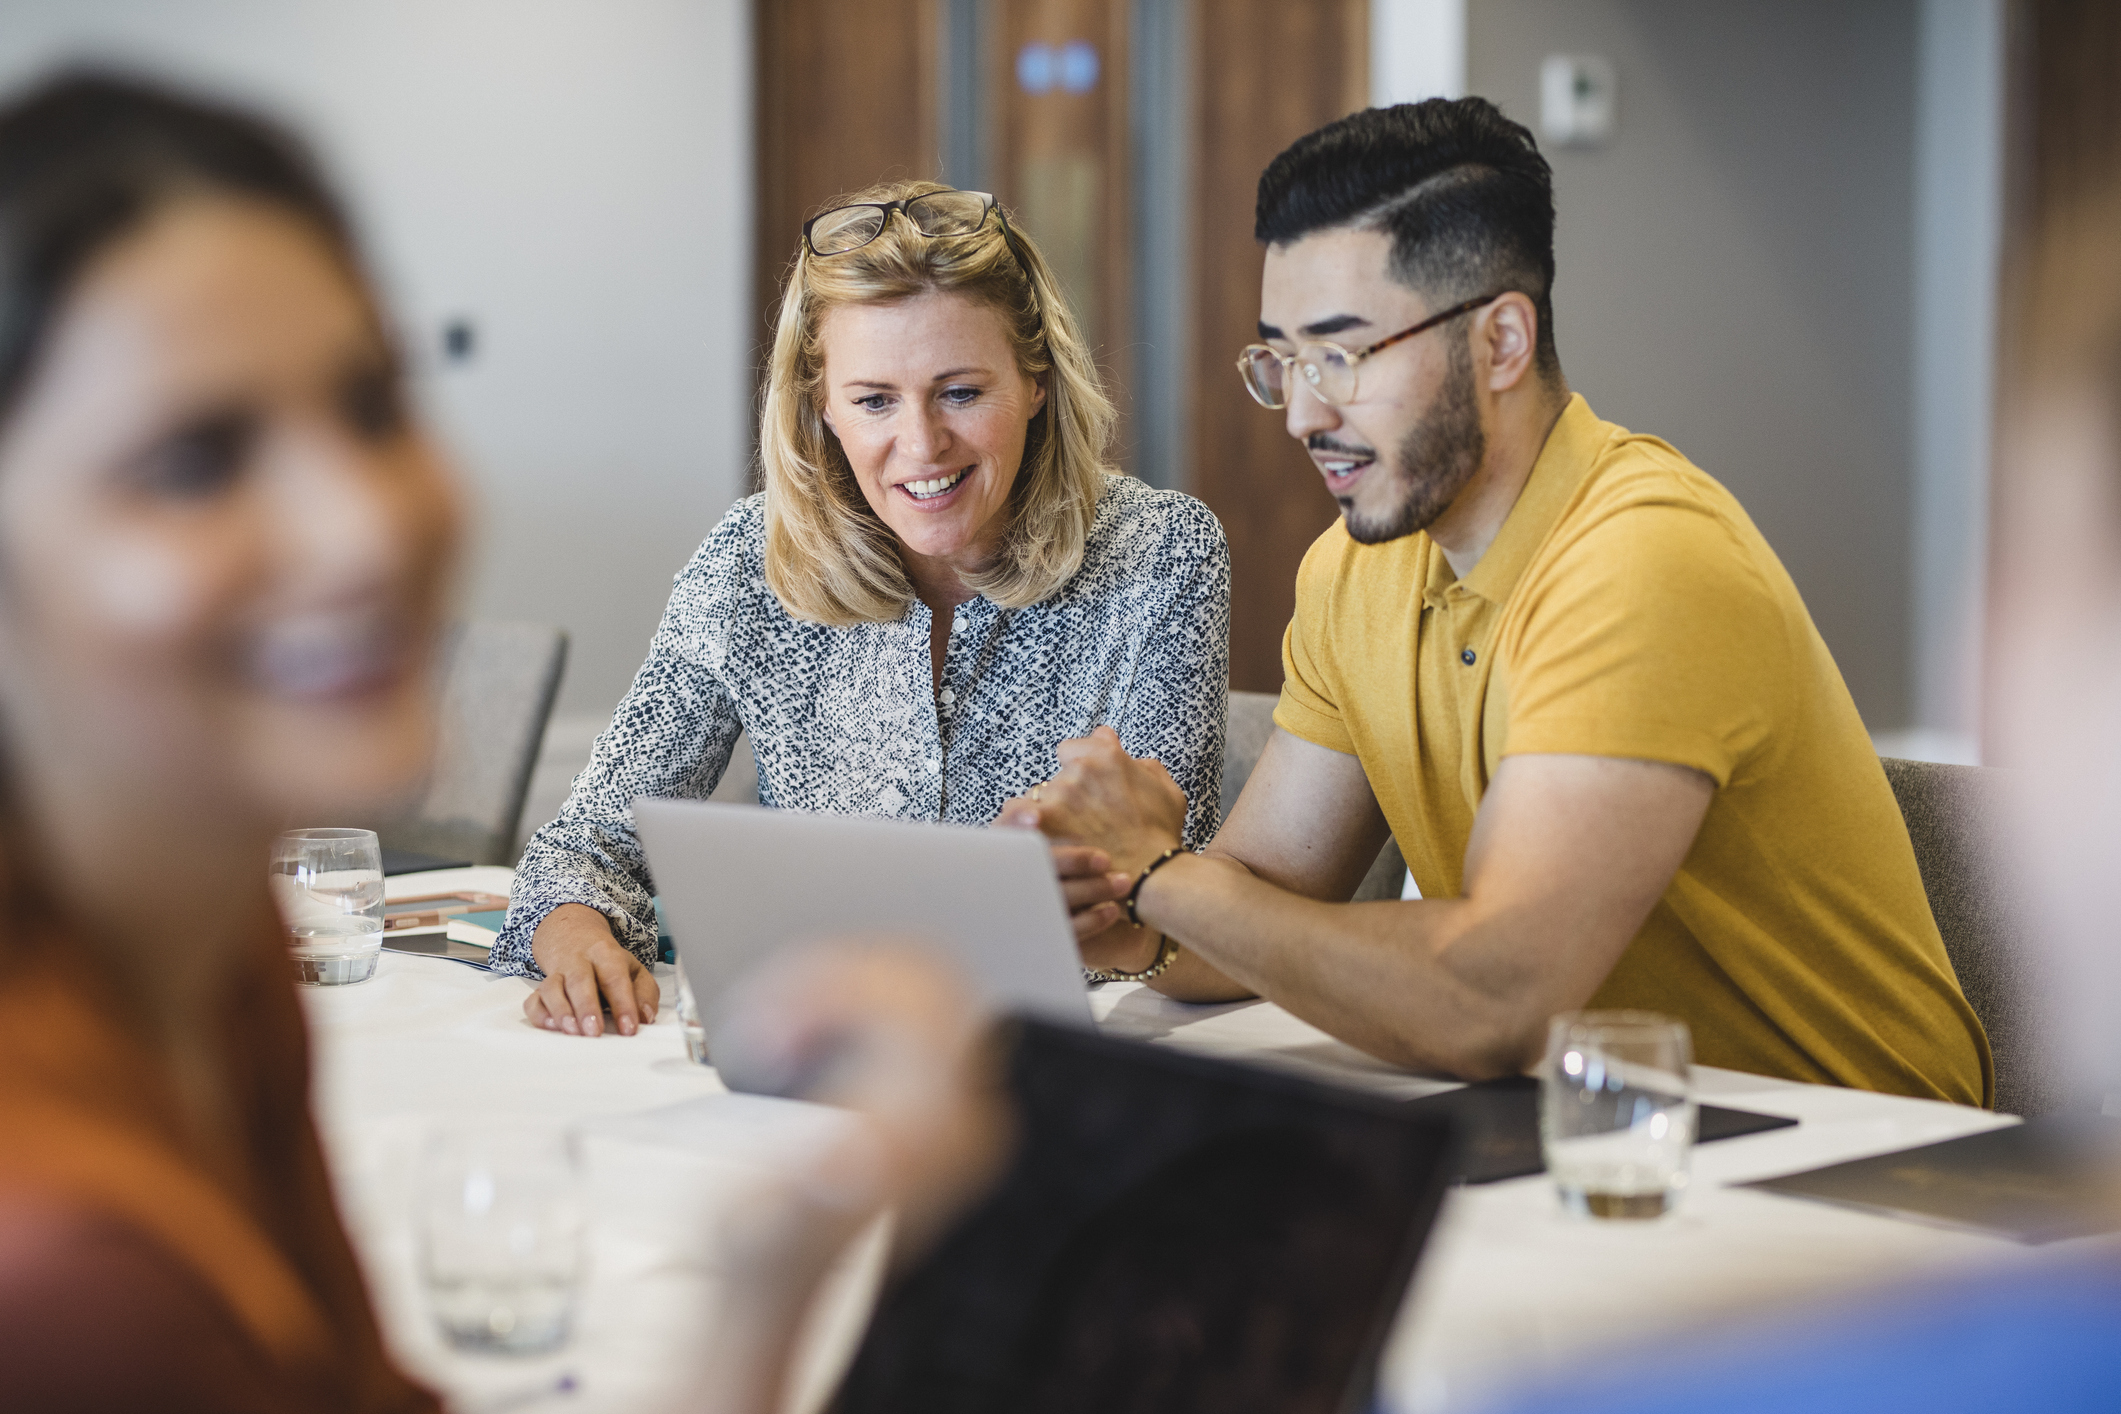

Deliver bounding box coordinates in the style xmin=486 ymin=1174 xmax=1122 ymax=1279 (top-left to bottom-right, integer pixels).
xmin=271 ymin=827 xmax=385 ymax=985
xmin=416 ymin=1124 xmax=587 ymax=1355
xmin=1540 ymin=1011 xmax=1696 ymax=1219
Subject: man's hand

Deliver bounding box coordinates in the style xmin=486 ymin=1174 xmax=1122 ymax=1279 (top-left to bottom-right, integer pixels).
xmin=1047 ymin=845 xmax=1130 ymax=940
xmin=524 ymin=902 xmax=661 ymax=1037
xmin=997 ymin=726 xmax=1189 ymax=875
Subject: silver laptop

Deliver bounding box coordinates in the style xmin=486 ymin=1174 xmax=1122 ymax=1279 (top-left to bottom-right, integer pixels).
xmin=633 ymin=798 xmax=1094 ymax=1093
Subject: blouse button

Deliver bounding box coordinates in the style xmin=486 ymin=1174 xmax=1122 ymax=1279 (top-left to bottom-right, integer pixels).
xmin=940 ymin=686 xmax=956 ymax=705
xmin=1460 ymin=647 xmax=1477 ymax=666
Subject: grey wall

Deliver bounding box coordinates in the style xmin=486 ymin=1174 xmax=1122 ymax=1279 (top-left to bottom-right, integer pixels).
xmin=0 ymin=0 xmax=755 ymax=724
xmin=1469 ymin=0 xmax=1920 ymax=729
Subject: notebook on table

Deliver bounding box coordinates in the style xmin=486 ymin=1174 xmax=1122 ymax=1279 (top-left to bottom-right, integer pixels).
xmin=381 ymin=890 xmax=507 ymax=969
xmin=1402 ymin=1075 xmax=1798 ymax=1184
xmin=1742 ymin=1113 xmax=2121 ymax=1244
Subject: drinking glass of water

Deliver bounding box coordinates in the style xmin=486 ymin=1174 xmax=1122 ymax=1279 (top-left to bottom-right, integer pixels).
xmin=416 ymin=1124 xmax=586 ymax=1355
xmin=1540 ymin=1011 xmax=1695 ymax=1220
xmin=674 ymin=956 xmax=709 ymax=1065
xmin=270 ymin=827 xmax=384 ymax=986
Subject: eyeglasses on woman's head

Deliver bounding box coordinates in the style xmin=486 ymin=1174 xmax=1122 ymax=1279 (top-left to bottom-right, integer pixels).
xmin=803 ymin=189 xmax=1007 ymax=258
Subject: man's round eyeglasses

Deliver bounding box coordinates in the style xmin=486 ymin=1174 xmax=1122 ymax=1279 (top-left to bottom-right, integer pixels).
xmin=1235 ymin=292 xmax=1504 ymax=410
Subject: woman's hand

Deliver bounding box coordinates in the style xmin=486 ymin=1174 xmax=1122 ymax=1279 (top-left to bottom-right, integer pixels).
xmin=524 ymin=903 xmax=661 ymax=1037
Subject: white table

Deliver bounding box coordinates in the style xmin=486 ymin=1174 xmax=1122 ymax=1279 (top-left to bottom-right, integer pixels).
xmin=307 ymin=867 xmax=2045 ymax=1414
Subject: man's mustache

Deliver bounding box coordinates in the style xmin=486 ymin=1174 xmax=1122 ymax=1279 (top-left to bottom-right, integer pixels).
xmin=1306 ymin=434 xmax=1376 ymax=459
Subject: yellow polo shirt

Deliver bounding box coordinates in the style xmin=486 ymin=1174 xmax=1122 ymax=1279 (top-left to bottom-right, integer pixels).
xmin=1276 ymin=395 xmax=1992 ymax=1106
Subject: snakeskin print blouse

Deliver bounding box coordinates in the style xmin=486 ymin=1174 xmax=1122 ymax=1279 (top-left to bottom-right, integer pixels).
xmin=492 ymin=473 xmax=1231 ymax=975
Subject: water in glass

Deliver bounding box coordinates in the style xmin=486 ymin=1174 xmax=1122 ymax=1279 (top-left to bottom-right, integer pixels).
xmin=416 ymin=1125 xmax=586 ymax=1354
xmin=1541 ymin=1011 xmax=1695 ymax=1219
xmin=271 ymin=827 xmax=385 ymax=985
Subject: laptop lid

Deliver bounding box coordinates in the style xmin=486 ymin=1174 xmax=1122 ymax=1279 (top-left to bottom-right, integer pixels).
xmin=633 ymin=798 xmax=1093 ymax=1093
xmin=830 ymin=1017 xmax=1459 ymax=1414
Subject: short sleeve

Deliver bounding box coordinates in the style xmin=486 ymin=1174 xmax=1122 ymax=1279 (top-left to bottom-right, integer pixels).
xmin=1497 ymin=502 xmax=1789 ymax=787
xmin=1273 ymin=533 xmax=1357 ymax=754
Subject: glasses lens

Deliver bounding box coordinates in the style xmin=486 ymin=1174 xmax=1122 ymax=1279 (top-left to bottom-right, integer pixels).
xmin=808 ymin=206 xmax=888 ymax=255
xmin=1297 ymin=345 xmax=1355 ymax=406
xmin=904 ymin=191 xmax=992 ymax=237
xmin=1237 ymin=348 xmax=1287 ymax=408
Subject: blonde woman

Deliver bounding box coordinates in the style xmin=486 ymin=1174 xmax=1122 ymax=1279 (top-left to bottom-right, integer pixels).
xmin=496 ymin=182 xmax=1231 ymax=1036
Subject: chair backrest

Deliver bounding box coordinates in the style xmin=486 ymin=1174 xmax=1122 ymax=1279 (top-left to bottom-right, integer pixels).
xmin=1225 ymin=689 xmax=1405 ymax=902
xmin=1879 ymin=756 xmax=2065 ymax=1116
xmin=373 ymin=621 xmax=568 ymax=867
xmin=713 ymin=732 xmax=760 ymax=805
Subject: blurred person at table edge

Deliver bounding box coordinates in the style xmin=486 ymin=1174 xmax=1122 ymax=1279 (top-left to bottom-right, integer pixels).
xmin=496 ymin=177 xmax=1230 ymax=1038
xmin=1012 ymin=99 xmax=1991 ymax=1106
xmin=0 ymin=73 xmax=457 ymax=1409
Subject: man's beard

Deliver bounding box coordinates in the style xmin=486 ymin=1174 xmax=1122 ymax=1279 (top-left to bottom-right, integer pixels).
xmin=1340 ymin=335 xmax=1486 ymax=546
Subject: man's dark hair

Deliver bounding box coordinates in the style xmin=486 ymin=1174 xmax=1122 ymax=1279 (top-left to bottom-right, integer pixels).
xmin=1256 ymin=98 xmax=1560 ymax=374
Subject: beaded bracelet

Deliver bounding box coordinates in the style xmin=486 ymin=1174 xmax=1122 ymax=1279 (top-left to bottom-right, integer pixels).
xmin=1084 ymin=931 xmax=1179 ymax=985
xmin=1122 ymin=847 xmax=1185 ymax=927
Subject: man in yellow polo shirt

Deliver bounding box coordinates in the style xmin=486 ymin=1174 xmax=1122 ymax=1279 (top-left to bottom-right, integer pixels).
xmin=1007 ymin=98 xmax=1990 ymax=1105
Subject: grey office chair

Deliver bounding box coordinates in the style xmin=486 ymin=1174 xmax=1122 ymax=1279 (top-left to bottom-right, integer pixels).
xmin=1226 ymin=689 xmax=1406 ymax=902
xmin=372 ymin=621 xmax=569 ymax=867
xmin=1879 ymin=756 xmax=2065 ymax=1116
xmin=712 ymin=732 xmax=760 ymax=804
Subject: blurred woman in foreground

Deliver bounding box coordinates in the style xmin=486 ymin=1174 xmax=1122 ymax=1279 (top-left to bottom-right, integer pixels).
xmin=0 ymin=74 xmax=458 ymax=1409
xmin=0 ymin=70 xmax=1003 ymax=1413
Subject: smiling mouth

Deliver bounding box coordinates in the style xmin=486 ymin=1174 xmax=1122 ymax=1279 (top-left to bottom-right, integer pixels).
xmin=899 ymin=467 xmax=971 ymax=501
xmin=247 ymin=607 xmax=414 ymax=703
xmin=1313 ymin=450 xmax=1376 ymax=491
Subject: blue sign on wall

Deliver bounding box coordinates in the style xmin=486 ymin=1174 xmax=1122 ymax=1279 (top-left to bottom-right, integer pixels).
xmin=1017 ymin=40 xmax=1100 ymax=96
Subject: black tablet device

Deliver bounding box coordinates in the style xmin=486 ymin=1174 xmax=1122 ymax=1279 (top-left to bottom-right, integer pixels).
xmin=829 ymin=1018 xmax=1458 ymax=1414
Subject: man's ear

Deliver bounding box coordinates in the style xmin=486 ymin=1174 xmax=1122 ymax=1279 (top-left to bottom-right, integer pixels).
xmin=1480 ymin=292 xmax=1539 ymax=394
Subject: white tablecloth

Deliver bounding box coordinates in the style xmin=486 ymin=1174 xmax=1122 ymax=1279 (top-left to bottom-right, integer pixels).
xmin=306 ymin=867 xmax=2044 ymax=1414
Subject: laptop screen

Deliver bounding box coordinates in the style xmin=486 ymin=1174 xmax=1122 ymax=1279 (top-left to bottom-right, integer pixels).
xmin=830 ymin=1018 xmax=1456 ymax=1414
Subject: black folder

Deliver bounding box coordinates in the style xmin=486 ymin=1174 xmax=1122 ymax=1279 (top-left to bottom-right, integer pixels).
xmin=381 ymin=847 xmax=474 ymax=876
xmin=1742 ymin=1113 xmax=2121 ymax=1244
xmin=1402 ymin=1074 xmax=1798 ymax=1184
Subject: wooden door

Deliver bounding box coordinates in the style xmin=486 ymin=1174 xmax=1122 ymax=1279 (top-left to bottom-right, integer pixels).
xmin=988 ymin=0 xmax=1135 ymax=463
xmin=1189 ymin=0 xmax=1368 ymax=692
xmin=754 ymin=0 xmax=942 ymax=361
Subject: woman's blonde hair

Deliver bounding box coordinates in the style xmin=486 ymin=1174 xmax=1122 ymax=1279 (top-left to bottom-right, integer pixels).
xmin=760 ymin=179 xmax=1115 ymax=624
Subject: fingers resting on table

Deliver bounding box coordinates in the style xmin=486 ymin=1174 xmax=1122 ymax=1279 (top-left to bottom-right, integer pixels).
xmin=524 ymin=903 xmax=660 ymax=1037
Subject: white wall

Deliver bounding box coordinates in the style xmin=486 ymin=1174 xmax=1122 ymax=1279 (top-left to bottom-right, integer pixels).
xmin=0 ymin=0 xmax=755 ymax=727
xmin=1909 ymin=0 xmax=2003 ymax=759
xmin=1372 ymin=0 xmax=1467 ymax=105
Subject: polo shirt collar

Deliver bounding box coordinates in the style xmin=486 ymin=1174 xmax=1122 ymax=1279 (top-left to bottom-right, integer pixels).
xmin=1453 ymin=392 xmax=1603 ymax=607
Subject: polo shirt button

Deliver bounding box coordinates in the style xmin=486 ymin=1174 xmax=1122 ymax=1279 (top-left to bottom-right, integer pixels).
xmin=1461 ymin=648 xmax=1477 ymax=665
